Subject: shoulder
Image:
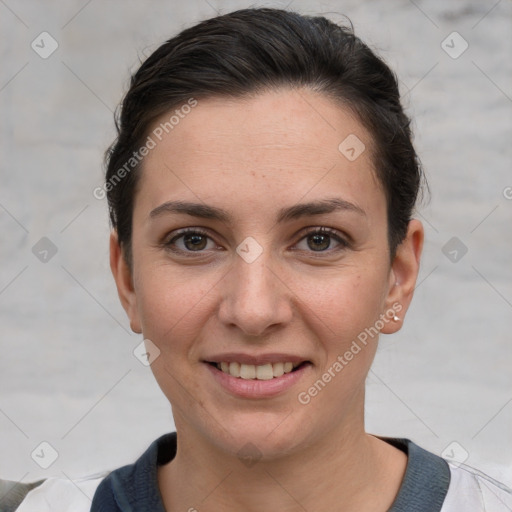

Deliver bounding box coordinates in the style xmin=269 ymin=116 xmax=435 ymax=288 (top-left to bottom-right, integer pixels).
xmin=441 ymin=462 xmax=512 ymax=512
xmin=0 ymin=473 xmax=106 ymax=512
xmin=90 ymin=432 xmax=176 ymax=511
xmin=1 ymin=433 xmax=176 ymax=512
xmin=381 ymin=436 xmax=512 ymax=512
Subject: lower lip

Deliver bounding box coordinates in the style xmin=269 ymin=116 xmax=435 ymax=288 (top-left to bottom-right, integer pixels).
xmin=205 ymin=363 xmax=310 ymax=399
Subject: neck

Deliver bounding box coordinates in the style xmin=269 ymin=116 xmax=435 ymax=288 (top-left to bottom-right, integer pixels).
xmin=158 ymin=418 xmax=407 ymax=512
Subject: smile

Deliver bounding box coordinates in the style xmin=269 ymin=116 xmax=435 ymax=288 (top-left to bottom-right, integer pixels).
xmin=215 ymin=361 xmax=301 ymax=380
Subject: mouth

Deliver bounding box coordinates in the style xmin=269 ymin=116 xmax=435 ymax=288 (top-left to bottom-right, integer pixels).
xmin=203 ymin=353 xmax=312 ymax=398
xmin=208 ymin=361 xmax=307 ymax=380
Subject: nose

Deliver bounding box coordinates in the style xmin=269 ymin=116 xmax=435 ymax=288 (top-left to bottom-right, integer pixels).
xmin=217 ymin=251 xmax=293 ymax=337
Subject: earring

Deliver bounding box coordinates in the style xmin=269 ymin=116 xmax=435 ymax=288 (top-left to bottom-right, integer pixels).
xmin=393 ymin=314 xmax=400 ymax=322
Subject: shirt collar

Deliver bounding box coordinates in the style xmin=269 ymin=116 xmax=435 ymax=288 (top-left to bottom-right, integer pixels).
xmin=92 ymin=432 xmax=450 ymax=511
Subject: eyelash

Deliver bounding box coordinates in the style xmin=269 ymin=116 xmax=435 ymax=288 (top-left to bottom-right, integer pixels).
xmin=164 ymin=227 xmax=349 ymax=256
xmin=294 ymin=227 xmax=349 ymax=253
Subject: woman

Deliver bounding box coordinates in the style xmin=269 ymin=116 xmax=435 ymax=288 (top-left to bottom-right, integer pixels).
xmin=6 ymin=7 xmax=512 ymax=512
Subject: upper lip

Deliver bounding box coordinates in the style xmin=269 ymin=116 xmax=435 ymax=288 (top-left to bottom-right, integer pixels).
xmin=204 ymin=353 xmax=309 ymax=366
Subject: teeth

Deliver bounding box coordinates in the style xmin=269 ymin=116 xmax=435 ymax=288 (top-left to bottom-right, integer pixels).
xmin=256 ymin=364 xmax=273 ymax=380
xmin=240 ymin=363 xmax=256 ymax=379
xmin=216 ymin=361 xmax=301 ymax=380
xmin=272 ymin=362 xmax=284 ymax=377
xmin=229 ymin=362 xmax=240 ymax=378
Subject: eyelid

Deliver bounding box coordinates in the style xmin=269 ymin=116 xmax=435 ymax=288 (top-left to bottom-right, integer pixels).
xmin=299 ymin=226 xmax=348 ymax=242
xmin=166 ymin=227 xmax=211 ymax=243
xmin=164 ymin=227 xmax=220 ymax=253
xmin=162 ymin=226 xmax=350 ymax=254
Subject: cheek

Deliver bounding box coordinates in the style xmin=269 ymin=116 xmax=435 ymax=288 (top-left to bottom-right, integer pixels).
xmin=134 ymin=269 xmax=219 ymax=404
xmin=295 ymin=273 xmax=385 ymax=413
xmin=298 ymin=268 xmax=387 ymax=342
xmin=134 ymin=264 xmax=218 ymax=353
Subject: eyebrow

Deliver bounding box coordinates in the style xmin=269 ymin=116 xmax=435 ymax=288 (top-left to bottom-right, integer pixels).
xmin=149 ymin=198 xmax=366 ymax=223
xmin=150 ymin=201 xmax=231 ymax=222
xmin=276 ymin=198 xmax=366 ymax=223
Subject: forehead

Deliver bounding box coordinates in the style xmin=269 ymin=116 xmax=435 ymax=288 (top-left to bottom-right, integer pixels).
xmin=136 ymin=88 xmax=384 ymax=217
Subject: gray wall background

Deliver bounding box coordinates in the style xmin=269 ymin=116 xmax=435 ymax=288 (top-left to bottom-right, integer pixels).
xmin=1 ymin=0 xmax=511 ymax=490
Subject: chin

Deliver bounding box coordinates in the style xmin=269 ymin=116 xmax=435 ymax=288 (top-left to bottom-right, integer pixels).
xmin=205 ymin=410 xmax=313 ymax=462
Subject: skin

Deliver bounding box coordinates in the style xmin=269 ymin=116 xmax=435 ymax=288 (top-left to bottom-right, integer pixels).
xmin=111 ymin=88 xmax=424 ymax=511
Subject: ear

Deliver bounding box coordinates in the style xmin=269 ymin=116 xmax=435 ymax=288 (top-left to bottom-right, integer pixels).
xmin=109 ymin=231 xmax=142 ymax=334
xmin=380 ymin=219 xmax=424 ymax=334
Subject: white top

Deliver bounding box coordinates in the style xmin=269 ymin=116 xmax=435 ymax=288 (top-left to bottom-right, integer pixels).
xmin=4 ymin=442 xmax=512 ymax=512
xmin=442 ymin=462 xmax=512 ymax=511
xmin=7 ymin=464 xmax=512 ymax=511
xmin=13 ymin=473 xmax=105 ymax=511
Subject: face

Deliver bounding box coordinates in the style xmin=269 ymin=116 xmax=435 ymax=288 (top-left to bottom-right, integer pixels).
xmin=111 ymin=88 xmax=423 ymax=460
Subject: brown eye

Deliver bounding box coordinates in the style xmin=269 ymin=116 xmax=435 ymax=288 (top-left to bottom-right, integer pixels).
xmin=166 ymin=229 xmax=216 ymax=253
xmin=307 ymin=233 xmax=331 ymax=251
xmin=295 ymin=227 xmax=347 ymax=253
xmin=183 ymin=233 xmax=208 ymax=251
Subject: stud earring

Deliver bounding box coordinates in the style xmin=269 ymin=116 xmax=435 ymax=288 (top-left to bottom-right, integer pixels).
xmin=393 ymin=314 xmax=400 ymax=322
